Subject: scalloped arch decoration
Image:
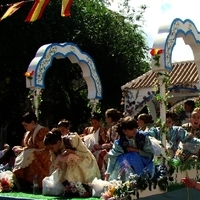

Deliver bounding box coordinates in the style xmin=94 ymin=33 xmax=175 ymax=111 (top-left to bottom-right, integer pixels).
xmin=26 ymin=42 xmax=102 ymax=100
xmin=152 ymin=18 xmax=200 ymax=71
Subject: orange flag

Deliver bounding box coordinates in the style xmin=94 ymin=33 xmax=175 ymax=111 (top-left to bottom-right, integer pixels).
xmin=0 ymin=1 xmax=25 ymax=21
xmin=61 ymin=0 xmax=73 ymax=17
xmin=25 ymin=0 xmax=50 ymax=22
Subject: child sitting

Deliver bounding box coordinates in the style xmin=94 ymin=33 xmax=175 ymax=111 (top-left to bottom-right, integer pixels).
xmin=105 ymin=116 xmax=154 ymax=182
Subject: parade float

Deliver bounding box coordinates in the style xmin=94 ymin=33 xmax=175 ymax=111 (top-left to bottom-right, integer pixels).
xmin=1 ymin=2 xmax=200 ymax=197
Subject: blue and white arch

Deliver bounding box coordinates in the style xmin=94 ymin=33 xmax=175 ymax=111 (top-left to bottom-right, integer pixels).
xmin=152 ymin=18 xmax=200 ymax=72
xmin=26 ymin=42 xmax=102 ymax=117
xmin=26 ymin=42 xmax=102 ymax=100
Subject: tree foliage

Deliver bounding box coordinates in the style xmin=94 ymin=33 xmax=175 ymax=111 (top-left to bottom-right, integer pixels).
xmin=0 ymin=0 xmax=150 ymax=134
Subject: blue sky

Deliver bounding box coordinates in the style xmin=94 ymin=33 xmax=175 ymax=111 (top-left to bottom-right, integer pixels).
xmin=110 ymin=0 xmax=199 ymax=62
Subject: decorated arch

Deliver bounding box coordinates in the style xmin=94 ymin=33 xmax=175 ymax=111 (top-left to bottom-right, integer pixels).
xmin=25 ymin=42 xmax=102 ymax=117
xmin=153 ymin=18 xmax=200 ymax=71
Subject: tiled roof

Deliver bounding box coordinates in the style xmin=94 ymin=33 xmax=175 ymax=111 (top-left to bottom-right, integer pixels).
xmin=121 ymin=61 xmax=198 ymax=90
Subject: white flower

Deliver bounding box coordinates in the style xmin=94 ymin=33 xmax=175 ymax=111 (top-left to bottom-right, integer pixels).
xmin=71 ymin=187 xmax=77 ymax=193
xmin=75 ymin=181 xmax=82 ymax=188
xmin=70 ymin=182 xmax=76 ymax=187
xmin=79 ymin=187 xmax=86 ymax=193
xmin=79 ymin=190 xmax=85 ymax=196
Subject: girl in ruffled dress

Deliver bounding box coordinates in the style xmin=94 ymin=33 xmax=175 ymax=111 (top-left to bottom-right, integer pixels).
xmin=105 ymin=116 xmax=154 ymax=182
xmin=44 ymin=125 xmax=100 ymax=184
xmin=12 ymin=111 xmax=51 ymax=189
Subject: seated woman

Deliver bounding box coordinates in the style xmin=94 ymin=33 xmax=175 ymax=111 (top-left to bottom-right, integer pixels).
xmin=81 ymin=113 xmax=108 ymax=178
xmin=80 ymin=112 xmax=106 ymax=139
xmin=44 ymin=126 xmax=101 ymax=184
xmin=12 ymin=111 xmax=51 ymax=189
xmin=105 ymin=116 xmax=154 ymax=182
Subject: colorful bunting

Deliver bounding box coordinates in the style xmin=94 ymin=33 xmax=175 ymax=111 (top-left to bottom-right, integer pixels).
xmin=0 ymin=0 xmax=73 ymax=23
xmin=25 ymin=0 xmax=50 ymax=22
xmin=0 ymin=1 xmax=25 ymax=21
xmin=61 ymin=0 xmax=73 ymax=17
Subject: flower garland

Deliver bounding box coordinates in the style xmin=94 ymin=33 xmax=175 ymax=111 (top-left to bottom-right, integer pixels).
xmin=149 ymin=48 xmax=178 ymax=191
xmin=155 ymin=72 xmax=171 ymax=107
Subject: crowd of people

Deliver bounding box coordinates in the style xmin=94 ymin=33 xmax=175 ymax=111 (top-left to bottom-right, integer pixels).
xmin=0 ymin=100 xmax=199 ymax=194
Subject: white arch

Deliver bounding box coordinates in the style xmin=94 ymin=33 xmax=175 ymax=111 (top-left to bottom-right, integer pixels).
xmin=152 ymin=18 xmax=200 ymax=75
xmin=26 ymin=42 xmax=102 ymax=100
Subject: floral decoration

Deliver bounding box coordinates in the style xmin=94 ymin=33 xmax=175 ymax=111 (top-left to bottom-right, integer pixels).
xmin=24 ymin=70 xmax=34 ymax=79
xmin=100 ymin=169 xmax=171 ymax=200
xmin=150 ymin=48 xmax=164 ymax=67
xmin=100 ymin=168 xmax=174 ymax=200
xmin=0 ymin=177 xmax=14 ymax=193
xmin=100 ymin=178 xmax=138 ymax=200
xmin=63 ymin=181 xmax=91 ymax=198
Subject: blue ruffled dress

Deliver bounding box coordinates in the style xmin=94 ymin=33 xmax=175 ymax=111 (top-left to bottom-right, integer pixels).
xmin=106 ymin=131 xmax=154 ymax=182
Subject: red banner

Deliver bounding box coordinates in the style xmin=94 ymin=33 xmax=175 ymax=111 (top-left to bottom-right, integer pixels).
xmin=25 ymin=0 xmax=50 ymax=22
xmin=61 ymin=0 xmax=73 ymax=17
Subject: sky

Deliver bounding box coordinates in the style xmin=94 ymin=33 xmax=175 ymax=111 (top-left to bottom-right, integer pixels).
xmin=109 ymin=0 xmax=200 ymax=62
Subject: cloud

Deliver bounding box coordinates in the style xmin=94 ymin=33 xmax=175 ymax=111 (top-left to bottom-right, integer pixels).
xmin=161 ymin=2 xmax=171 ymax=13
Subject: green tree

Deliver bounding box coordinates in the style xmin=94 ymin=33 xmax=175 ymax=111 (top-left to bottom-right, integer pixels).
xmin=0 ymin=0 xmax=149 ymax=132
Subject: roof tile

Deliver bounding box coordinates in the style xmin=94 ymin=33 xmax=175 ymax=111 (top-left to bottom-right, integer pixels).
xmin=121 ymin=61 xmax=198 ymax=90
